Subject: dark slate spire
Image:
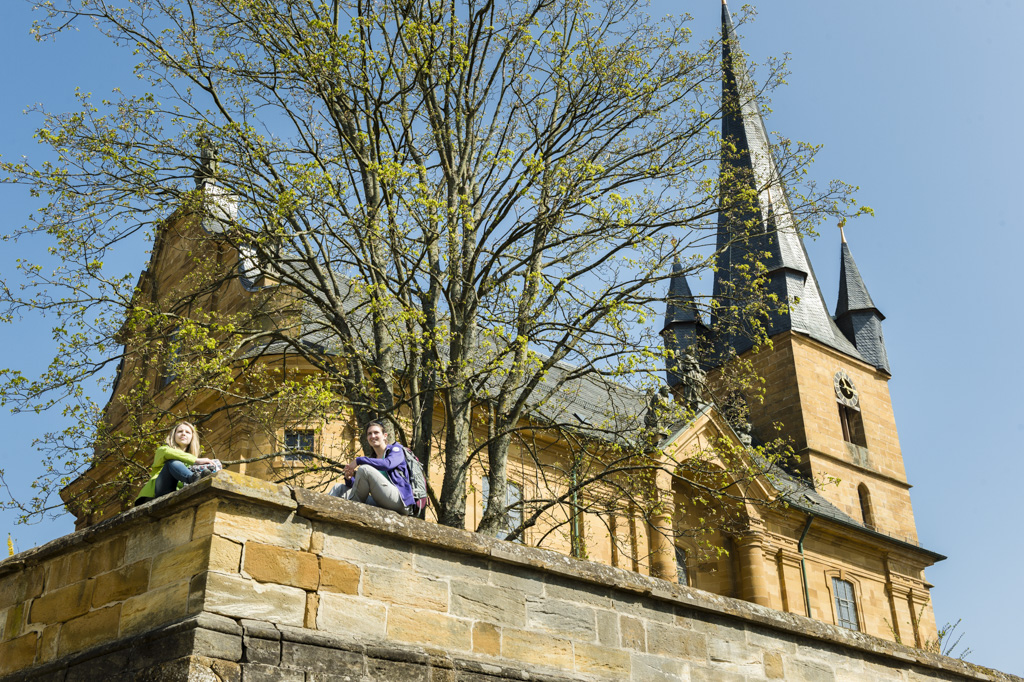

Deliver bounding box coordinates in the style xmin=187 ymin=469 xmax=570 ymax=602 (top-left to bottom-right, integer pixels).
xmin=662 ymin=260 xmax=705 ymax=388
xmin=712 ymin=1 xmax=864 ymax=363
xmin=835 ymin=229 xmax=890 ymax=373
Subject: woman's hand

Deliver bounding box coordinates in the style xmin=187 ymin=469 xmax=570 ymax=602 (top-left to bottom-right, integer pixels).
xmin=343 ymin=461 xmax=358 ymax=478
xmin=195 ymin=457 xmax=213 ymax=465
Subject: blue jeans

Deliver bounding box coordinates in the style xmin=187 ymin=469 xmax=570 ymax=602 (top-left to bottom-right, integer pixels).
xmin=154 ymin=460 xmax=194 ymax=497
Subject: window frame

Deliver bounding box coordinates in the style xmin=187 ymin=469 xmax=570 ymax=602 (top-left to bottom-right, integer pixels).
xmin=481 ymin=476 xmax=523 ymax=542
xmin=674 ymin=546 xmax=690 ymax=587
xmin=283 ymin=428 xmax=316 ymax=463
xmin=826 ymin=573 xmax=861 ymax=631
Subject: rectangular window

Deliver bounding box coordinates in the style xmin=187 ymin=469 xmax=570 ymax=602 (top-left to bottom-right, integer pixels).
xmin=284 ymin=429 xmax=315 ymax=461
xmin=832 ymin=578 xmax=860 ymax=630
xmin=481 ymin=477 xmax=523 ymax=541
xmin=838 ymin=405 xmax=867 ymax=447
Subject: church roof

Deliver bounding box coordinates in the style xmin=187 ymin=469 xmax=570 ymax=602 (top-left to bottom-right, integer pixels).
xmin=714 ymin=1 xmax=865 ymax=363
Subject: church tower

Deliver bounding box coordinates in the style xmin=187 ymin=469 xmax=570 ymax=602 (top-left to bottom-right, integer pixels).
xmin=695 ymin=0 xmax=924 ymax=546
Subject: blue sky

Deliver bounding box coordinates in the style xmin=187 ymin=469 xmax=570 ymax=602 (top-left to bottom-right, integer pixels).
xmin=2 ymin=0 xmax=1021 ymax=674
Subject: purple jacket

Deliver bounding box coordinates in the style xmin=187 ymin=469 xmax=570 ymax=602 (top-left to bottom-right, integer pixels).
xmin=349 ymin=443 xmax=415 ymax=507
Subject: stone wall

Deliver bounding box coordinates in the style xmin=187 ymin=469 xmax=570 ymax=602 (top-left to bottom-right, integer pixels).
xmin=1 ymin=471 xmax=1015 ymax=681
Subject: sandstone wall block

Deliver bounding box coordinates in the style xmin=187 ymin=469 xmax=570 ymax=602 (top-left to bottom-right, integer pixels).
xmin=36 ymin=624 xmax=59 ymax=664
xmin=318 ymin=524 xmax=412 ymax=569
xmin=316 ymin=592 xmax=386 ymax=638
xmin=213 ymin=500 xmax=310 ymax=551
xmin=210 ymin=535 xmax=243 ymax=573
xmin=4 ymin=601 xmax=26 ymax=641
xmin=304 ymin=592 xmax=319 ymax=629
xmin=318 ymin=557 xmax=360 ymax=595
xmin=203 ymin=572 xmax=306 ymax=627
xmin=194 ymin=626 xmax=243 ymax=662
xmin=573 ymin=640 xmax=632 ymax=680
xmin=29 ymin=579 xmax=94 ymax=624
xmin=243 ymin=543 xmax=319 ymax=591
xmin=124 ymin=508 xmax=194 ymax=564
xmin=414 ymin=546 xmax=490 ymax=585
xmin=620 ymin=614 xmax=647 ymax=651
xmin=150 ymin=536 xmax=214 ymax=590
xmin=57 ymin=603 xmax=121 ymax=657
xmin=629 ymin=652 xmax=686 ymax=682
xmin=525 ymin=596 xmax=596 ymax=640
xmin=471 ymin=621 xmax=500 ymax=657
xmin=82 ymin=536 xmax=128 ymax=581
xmin=120 ymin=579 xmax=190 ymax=636
xmin=500 ymin=627 xmax=573 ymax=671
xmin=764 ymin=650 xmax=785 ymax=678
xmin=91 ymin=558 xmax=151 ymax=607
xmin=387 ymin=605 xmax=471 ymax=651
xmin=363 ymin=568 xmax=448 ymax=611
xmin=595 ymin=609 xmax=619 ymax=647
xmin=242 ymin=662 xmax=305 ymax=681
xmin=280 ymin=641 xmax=363 ymax=676
xmin=0 ymin=632 xmax=37 ymax=676
xmin=786 ymin=657 xmax=838 ymax=682
xmin=243 ymin=636 xmax=281 ymax=665
xmin=646 ymin=621 xmax=708 ymax=661
xmin=0 ymin=564 xmax=44 ymax=610
xmin=450 ymin=580 xmax=524 ymax=627
xmin=192 ymin=499 xmax=221 ymax=540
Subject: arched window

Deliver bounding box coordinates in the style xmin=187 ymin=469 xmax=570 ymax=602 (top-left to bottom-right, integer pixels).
xmin=858 ymin=483 xmax=875 ymax=529
xmin=674 ymin=546 xmax=689 ymax=586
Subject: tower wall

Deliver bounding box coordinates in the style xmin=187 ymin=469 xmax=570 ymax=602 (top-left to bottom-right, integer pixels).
xmin=745 ymin=332 xmax=919 ymax=544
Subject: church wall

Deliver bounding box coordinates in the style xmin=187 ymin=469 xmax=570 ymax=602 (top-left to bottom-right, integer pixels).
xmin=757 ymin=509 xmax=938 ymax=646
xmin=1 ymin=474 xmax=1007 ymax=681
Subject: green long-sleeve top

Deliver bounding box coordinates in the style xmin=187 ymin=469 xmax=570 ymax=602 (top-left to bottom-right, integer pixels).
xmin=135 ymin=445 xmax=197 ymax=502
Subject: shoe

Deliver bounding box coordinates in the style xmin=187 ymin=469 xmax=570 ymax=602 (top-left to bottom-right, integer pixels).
xmin=187 ymin=468 xmax=217 ymax=484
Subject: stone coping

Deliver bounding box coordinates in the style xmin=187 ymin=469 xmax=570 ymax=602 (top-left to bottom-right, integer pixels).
xmin=1 ymin=471 xmax=1015 ymax=682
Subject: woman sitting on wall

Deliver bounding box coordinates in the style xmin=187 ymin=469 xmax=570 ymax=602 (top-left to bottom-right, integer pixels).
xmin=329 ymin=420 xmax=416 ymax=515
xmin=134 ymin=422 xmax=218 ymax=505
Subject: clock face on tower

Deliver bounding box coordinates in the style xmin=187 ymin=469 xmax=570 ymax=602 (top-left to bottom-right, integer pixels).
xmin=833 ymin=370 xmax=860 ymax=410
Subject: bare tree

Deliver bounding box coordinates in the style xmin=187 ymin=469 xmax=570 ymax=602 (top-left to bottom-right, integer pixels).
xmin=0 ymin=0 xmax=859 ymax=542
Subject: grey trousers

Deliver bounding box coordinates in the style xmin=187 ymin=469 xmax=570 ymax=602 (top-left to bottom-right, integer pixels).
xmin=330 ymin=465 xmax=407 ymax=514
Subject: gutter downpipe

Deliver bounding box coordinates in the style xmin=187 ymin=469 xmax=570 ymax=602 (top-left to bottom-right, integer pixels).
xmin=798 ymin=515 xmax=813 ymax=618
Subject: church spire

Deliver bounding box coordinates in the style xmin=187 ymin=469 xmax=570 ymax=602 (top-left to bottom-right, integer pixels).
xmin=835 ymin=231 xmax=890 ymax=374
xmin=712 ymin=1 xmax=863 ymax=363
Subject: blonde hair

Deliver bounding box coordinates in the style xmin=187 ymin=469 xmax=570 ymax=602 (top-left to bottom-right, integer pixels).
xmin=165 ymin=422 xmax=201 ymax=456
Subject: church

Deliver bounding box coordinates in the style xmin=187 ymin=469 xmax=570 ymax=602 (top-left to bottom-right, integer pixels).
xmin=59 ymin=0 xmax=944 ymax=649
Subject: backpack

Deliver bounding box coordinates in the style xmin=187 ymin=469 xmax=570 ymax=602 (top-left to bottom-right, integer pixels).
xmin=393 ymin=444 xmax=429 ymax=518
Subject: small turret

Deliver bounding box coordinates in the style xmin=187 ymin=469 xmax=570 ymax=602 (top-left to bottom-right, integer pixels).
xmin=835 ymin=228 xmax=890 ymax=374
xmin=662 ymin=260 xmax=706 ymax=395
